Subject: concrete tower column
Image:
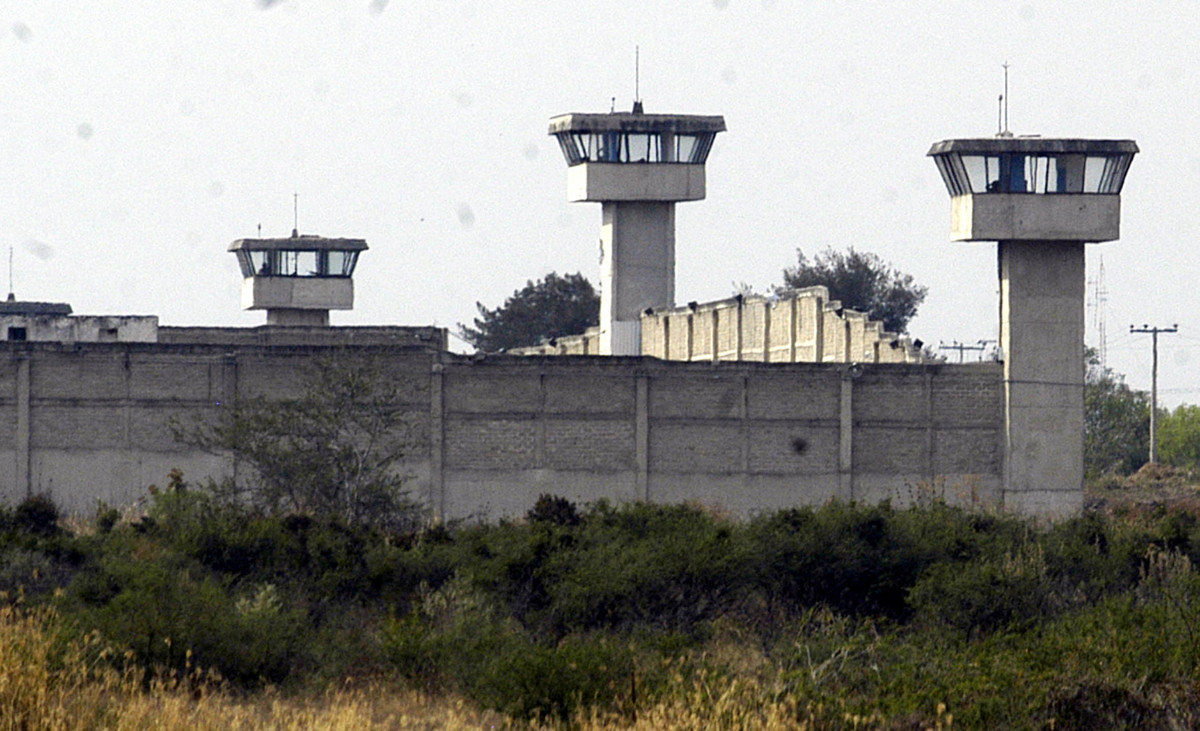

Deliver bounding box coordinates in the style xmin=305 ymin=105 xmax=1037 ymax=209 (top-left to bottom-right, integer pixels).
xmin=999 ymin=240 xmax=1086 ymax=513
xmin=600 ymin=201 xmax=676 ymax=354
xmin=929 ymin=137 xmax=1137 ymax=517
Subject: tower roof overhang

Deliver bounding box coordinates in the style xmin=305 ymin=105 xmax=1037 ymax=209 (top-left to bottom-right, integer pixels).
xmin=228 ymin=235 xmax=368 ymax=252
xmin=927 ymin=138 xmax=1139 ymax=156
xmin=549 ymin=113 xmax=726 ymax=135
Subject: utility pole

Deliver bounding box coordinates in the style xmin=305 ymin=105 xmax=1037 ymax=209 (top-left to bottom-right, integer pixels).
xmin=938 ymin=340 xmax=986 ymax=363
xmin=1130 ymin=323 xmax=1178 ymax=464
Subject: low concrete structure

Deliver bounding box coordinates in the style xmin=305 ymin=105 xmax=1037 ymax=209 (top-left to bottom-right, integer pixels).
xmin=0 ymin=299 xmax=158 ymax=343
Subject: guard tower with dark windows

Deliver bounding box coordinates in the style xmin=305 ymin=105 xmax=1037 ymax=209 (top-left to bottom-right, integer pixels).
xmin=229 ymin=233 xmax=367 ymax=327
xmin=928 ymin=136 xmax=1137 ymax=517
xmin=549 ymin=109 xmax=726 ymax=355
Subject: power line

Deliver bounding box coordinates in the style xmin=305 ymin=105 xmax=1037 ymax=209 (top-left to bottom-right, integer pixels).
xmin=938 ymin=340 xmax=989 ymax=363
xmin=1131 ymin=323 xmax=1179 ymax=463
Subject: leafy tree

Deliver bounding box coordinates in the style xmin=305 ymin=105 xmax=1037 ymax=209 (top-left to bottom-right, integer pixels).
xmin=1084 ymin=350 xmax=1150 ymax=477
xmin=458 ymin=272 xmax=599 ymax=352
xmin=1159 ymin=404 xmax=1200 ymax=469
xmin=176 ymin=353 xmax=422 ymax=531
xmin=778 ymin=246 xmax=928 ymax=334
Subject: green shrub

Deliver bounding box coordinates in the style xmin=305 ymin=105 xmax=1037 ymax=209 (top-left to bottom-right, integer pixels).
xmin=536 ymin=502 xmax=747 ymax=634
xmin=908 ymin=544 xmax=1054 ymax=635
xmin=746 ymin=501 xmax=995 ymax=620
xmin=1042 ymin=512 xmax=1148 ymax=602
xmin=527 ymin=494 xmax=581 ymax=527
xmin=14 ymin=494 xmax=61 ymax=537
xmin=383 ymin=582 xmax=636 ymax=722
xmin=64 ymin=531 xmax=307 ymax=686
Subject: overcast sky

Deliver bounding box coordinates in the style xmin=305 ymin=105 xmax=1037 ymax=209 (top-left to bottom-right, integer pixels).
xmin=2 ymin=1 xmax=1198 ymax=404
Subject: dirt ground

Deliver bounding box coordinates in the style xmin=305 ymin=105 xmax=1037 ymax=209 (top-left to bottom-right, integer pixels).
xmin=1086 ymin=463 xmax=1200 ymax=516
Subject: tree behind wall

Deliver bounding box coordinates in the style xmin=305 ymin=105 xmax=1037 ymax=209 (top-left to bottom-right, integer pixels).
xmin=458 ymin=272 xmax=599 ymax=352
xmin=1084 ymin=350 xmax=1150 ymax=478
xmin=176 ymin=353 xmax=421 ymax=531
xmin=778 ymin=247 xmax=928 ymax=334
xmin=1158 ymin=404 xmax=1200 ymax=470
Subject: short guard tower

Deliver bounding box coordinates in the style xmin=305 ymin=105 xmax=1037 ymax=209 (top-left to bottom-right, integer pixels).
xmin=928 ymin=136 xmax=1137 ymax=515
xmin=549 ymin=106 xmax=725 ymax=355
xmin=229 ymin=232 xmax=367 ymax=326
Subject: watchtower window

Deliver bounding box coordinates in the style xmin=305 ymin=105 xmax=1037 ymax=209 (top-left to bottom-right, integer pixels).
xmin=554 ymin=131 xmax=716 ymax=166
xmin=7 ymin=327 xmax=27 ymax=341
xmin=942 ymin=152 xmax=1135 ymax=195
xmin=235 ymin=249 xmax=360 ymax=278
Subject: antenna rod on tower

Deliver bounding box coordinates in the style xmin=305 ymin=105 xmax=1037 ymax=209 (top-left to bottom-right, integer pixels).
xmin=292 ymin=193 xmax=299 ymax=237
xmin=1003 ymin=61 xmax=1010 ymax=134
xmin=635 ymin=45 xmax=640 ymax=103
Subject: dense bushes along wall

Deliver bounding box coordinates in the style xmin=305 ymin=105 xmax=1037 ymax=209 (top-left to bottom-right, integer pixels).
xmin=6 ymin=485 xmax=1200 ymax=725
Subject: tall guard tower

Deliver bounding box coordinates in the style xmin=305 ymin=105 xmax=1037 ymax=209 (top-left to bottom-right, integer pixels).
xmin=549 ymin=105 xmax=725 ymax=355
xmin=928 ymin=136 xmax=1137 ymax=515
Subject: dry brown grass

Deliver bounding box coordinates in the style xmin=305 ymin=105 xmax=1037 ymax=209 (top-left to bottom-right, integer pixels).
xmin=1 ymin=600 xmax=819 ymax=730
xmin=0 ymin=601 xmax=505 ymax=730
xmin=1086 ymin=469 xmax=1200 ymax=517
xmin=561 ymin=668 xmax=811 ymax=731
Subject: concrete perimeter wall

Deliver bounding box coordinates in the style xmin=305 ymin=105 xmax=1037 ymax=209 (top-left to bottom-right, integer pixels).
xmin=0 ymin=343 xmax=1004 ymax=519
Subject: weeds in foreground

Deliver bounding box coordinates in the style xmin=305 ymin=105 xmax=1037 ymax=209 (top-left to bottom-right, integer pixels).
xmin=0 ymin=601 xmax=502 ymax=730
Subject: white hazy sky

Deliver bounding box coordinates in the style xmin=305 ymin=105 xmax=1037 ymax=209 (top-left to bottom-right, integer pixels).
xmin=2 ymin=1 xmax=1198 ymax=404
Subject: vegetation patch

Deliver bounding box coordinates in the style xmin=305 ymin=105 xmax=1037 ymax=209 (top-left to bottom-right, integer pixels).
xmin=4 ymin=483 xmax=1200 ymax=726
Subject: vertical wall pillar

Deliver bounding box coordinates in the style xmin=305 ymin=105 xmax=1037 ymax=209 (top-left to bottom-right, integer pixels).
xmin=812 ymin=297 xmax=825 ymax=362
xmin=430 ymin=361 xmax=447 ymax=520
xmin=711 ymin=309 xmax=720 ymax=363
xmin=789 ymin=298 xmax=799 ymax=362
xmin=636 ymin=372 xmax=649 ymax=501
xmin=999 ymin=241 xmax=1085 ymax=516
xmin=839 ymin=369 xmax=855 ymax=499
xmin=924 ymin=370 xmax=935 ymax=482
xmin=14 ymin=355 xmax=30 ymax=500
xmin=761 ymin=301 xmax=771 ymax=362
xmin=221 ymin=353 xmax=240 ymax=486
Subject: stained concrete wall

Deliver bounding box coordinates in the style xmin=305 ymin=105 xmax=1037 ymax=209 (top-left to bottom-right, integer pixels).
xmin=0 ymin=315 xmax=158 ymax=343
xmin=0 ymin=341 xmax=1003 ymax=519
xmin=515 ymin=288 xmax=923 ymax=365
xmin=640 ymin=288 xmax=923 ymax=364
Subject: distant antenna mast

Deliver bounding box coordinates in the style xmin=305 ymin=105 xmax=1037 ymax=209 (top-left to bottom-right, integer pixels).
xmin=7 ymin=246 xmax=13 ymax=301
xmin=292 ymin=192 xmax=299 ymax=237
xmin=1088 ymin=256 xmax=1109 ymax=368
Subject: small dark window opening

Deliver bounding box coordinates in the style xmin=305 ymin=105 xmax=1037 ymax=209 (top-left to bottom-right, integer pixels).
xmin=8 ymin=327 xmax=27 ymax=341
